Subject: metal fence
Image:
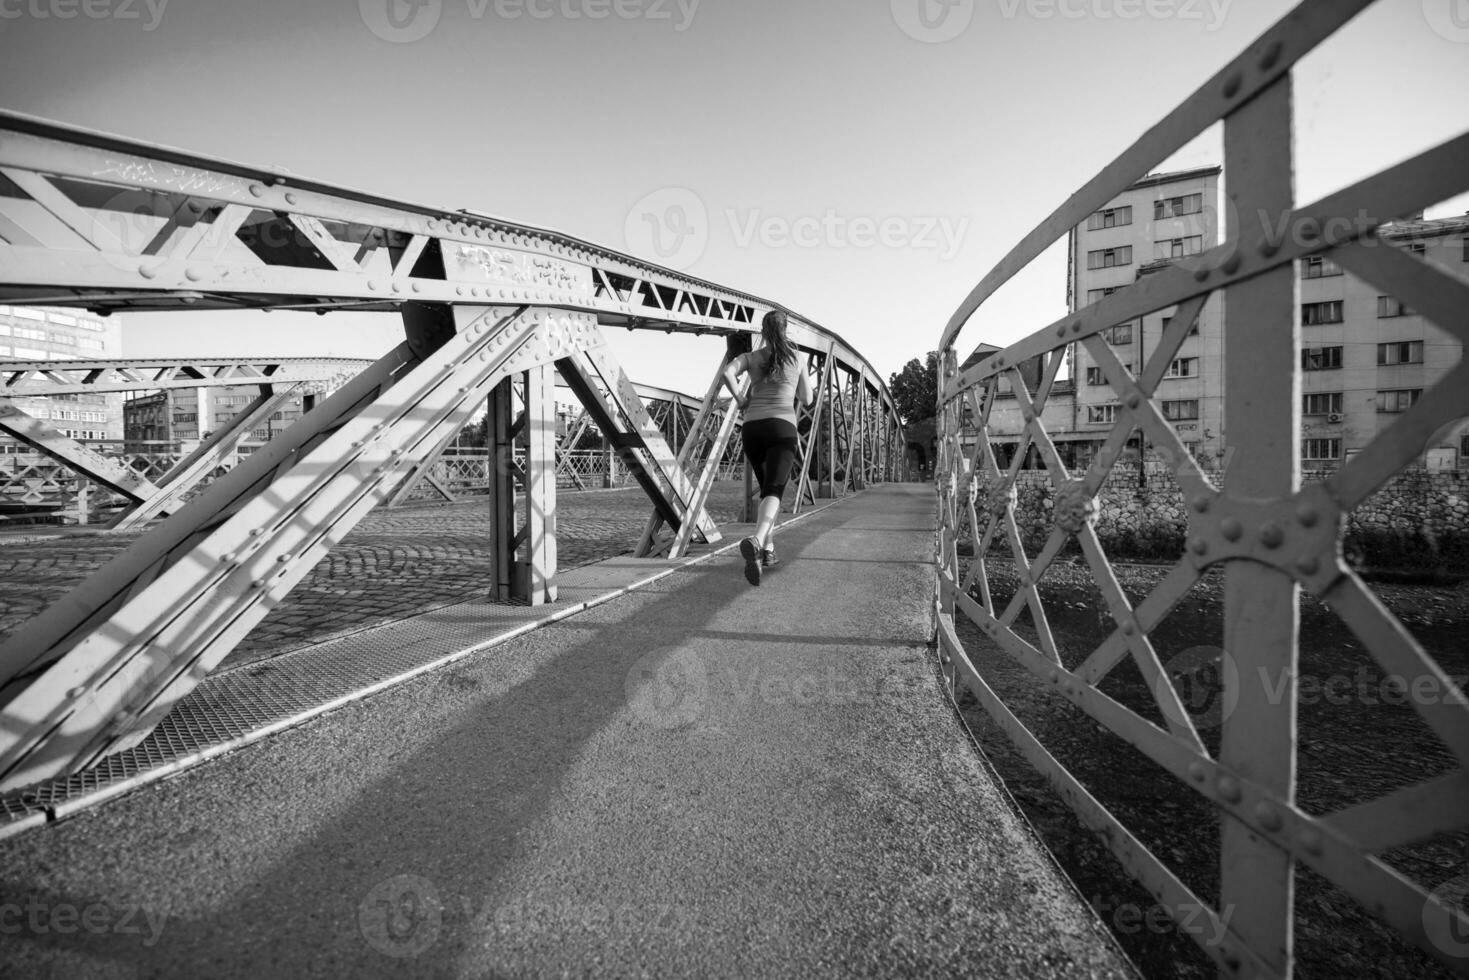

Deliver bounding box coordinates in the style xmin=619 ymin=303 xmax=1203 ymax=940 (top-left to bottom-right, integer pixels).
xmin=933 ymin=2 xmax=1468 ymax=977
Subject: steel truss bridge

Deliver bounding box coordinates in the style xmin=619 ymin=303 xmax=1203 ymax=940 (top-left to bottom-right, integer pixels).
xmin=934 ymin=2 xmax=1468 ymax=978
xmin=0 ymin=2 xmax=1463 ymax=977
xmin=0 ymin=108 xmax=907 ymax=800
xmin=0 ymin=358 xmax=737 ymax=514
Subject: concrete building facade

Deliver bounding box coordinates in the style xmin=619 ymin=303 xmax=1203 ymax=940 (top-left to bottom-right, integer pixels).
xmin=972 ymin=167 xmax=1466 ymax=475
xmin=0 ymin=305 xmax=124 ymax=452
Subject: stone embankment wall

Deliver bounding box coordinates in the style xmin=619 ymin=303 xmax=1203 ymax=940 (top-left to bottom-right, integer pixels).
xmin=1000 ymin=466 xmax=1469 ymax=574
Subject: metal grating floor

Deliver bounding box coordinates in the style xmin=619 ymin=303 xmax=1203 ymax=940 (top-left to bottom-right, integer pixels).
xmin=0 ymin=550 xmax=710 ymax=829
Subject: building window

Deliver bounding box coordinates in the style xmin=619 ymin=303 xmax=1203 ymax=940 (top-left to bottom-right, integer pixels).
xmin=46 ymin=312 xmax=76 ymax=326
xmin=1377 ymin=295 xmax=1414 ymax=318
xmin=1087 ymin=245 xmax=1133 ymax=270
xmin=48 ymin=332 xmax=76 ymax=346
xmin=1086 ymin=286 xmax=1121 ymax=304
xmin=1102 ymin=323 xmax=1133 ymax=345
xmin=1301 ymin=346 xmax=1343 ymax=371
xmin=1162 ymin=399 xmax=1199 ymax=421
xmin=1154 ymin=236 xmax=1204 ymax=260
xmin=1088 ymin=404 xmax=1119 ymax=424
xmin=1302 ymin=301 xmax=1344 ymax=326
xmin=1085 ymin=364 xmax=1131 ymax=386
xmin=1377 ymin=340 xmax=1424 ymax=365
xmin=12 ymin=307 xmax=44 ymax=320
xmin=1160 ymin=315 xmax=1200 ymax=337
xmin=1463 ymin=237 xmax=1469 ymax=262
xmin=1087 ymin=206 xmax=1133 ymax=231
xmin=1303 ymin=438 xmax=1341 ymax=461
xmin=1300 ymin=256 xmax=1342 ymax=279
xmin=1303 ymin=392 xmax=1343 ymax=415
xmin=1164 ymin=357 xmax=1198 ymax=379
xmin=1406 ymin=241 xmax=1426 ymax=257
xmin=1376 ymin=389 xmax=1421 ymax=413
xmin=1154 ymin=194 xmax=1203 ymax=219
xmin=13 ymin=325 xmax=45 ymax=341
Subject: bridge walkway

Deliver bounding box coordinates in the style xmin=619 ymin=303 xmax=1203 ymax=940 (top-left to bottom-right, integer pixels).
xmin=0 ymin=484 xmax=1135 ymax=979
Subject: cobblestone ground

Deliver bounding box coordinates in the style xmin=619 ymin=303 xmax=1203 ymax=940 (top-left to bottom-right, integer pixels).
xmin=0 ymin=483 xmax=753 ymax=663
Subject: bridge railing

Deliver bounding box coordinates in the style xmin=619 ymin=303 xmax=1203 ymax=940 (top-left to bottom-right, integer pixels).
xmin=934 ymin=2 xmax=1467 ymax=978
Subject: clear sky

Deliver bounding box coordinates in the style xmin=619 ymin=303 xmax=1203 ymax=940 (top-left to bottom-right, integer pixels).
xmin=0 ymin=0 xmax=1464 ymax=394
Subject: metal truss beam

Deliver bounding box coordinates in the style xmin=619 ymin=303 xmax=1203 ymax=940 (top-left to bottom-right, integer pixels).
xmin=0 ymin=110 xmax=901 ymax=441
xmin=0 ymin=357 xmax=365 ymax=396
xmin=0 ymin=304 xmax=598 ymax=791
xmin=109 ymin=383 xmax=304 ymax=530
xmin=558 ymin=333 xmax=718 ymax=548
xmin=0 ymin=400 xmax=159 ymax=506
xmin=636 ymin=353 xmax=742 ymax=558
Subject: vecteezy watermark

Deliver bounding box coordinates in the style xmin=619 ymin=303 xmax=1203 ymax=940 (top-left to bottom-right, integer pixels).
xmin=624 ymin=647 xmax=708 ymax=729
xmin=623 ymin=652 xmax=913 ymax=729
xmin=1424 ymin=874 xmax=1469 ymax=960
xmin=1090 ymin=894 xmax=1235 ymax=947
xmin=0 ymin=0 xmax=169 ymax=30
xmin=1156 ymin=644 xmax=1239 ymax=731
xmin=622 ymin=187 xmax=709 ymax=272
xmin=623 ymin=187 xmax=971 ymax=270
xmin=1155 ymin=645 xmax=1469 ymax=732
xmin=359 ymin=0 xmax=700 ymax=43
xmin=890 ymin=0 xmax=975 ymax=43
xmin=359 ymin=875 xmax=683 ymax=957
xmin=0 ymin=897 xmax=167 ymax=947
xmin=727 ymin=209 xmax=970 ymax=262
xmin=1422 ymin=0 xmax=1469 ymax=43
xmin=359 ymin=874 xmax=444 ymax=958
xmin=995 ymin=0 xmax=1232 ymax=30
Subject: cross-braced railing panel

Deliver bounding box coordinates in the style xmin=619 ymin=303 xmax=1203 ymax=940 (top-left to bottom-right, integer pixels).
xmin=934 ymin=2 xmax=1469 ymax=978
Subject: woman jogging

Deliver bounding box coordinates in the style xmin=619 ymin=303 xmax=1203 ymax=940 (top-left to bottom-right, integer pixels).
xmin=723 ymin=309 xmax=814 ymax=586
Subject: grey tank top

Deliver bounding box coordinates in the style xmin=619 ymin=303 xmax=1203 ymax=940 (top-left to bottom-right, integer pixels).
xmin=740 ymin=350 xmax=799 ymax=424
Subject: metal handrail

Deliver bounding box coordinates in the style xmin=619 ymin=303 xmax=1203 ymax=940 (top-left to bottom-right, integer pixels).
xmin=933 ymin=2 xmax=1469 ymax=977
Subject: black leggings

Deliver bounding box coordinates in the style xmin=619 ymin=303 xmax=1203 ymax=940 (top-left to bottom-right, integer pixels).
xmin=742 ymin=418 xmax=799 ymax=500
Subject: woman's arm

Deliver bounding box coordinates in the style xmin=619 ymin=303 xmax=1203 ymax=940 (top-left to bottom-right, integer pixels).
xmin=722 ymin=353 xmax=749 ymax=410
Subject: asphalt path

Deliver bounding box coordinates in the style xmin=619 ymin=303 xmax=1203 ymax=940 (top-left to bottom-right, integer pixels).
xmin=0 ymin=484 xmax=1136 ymax=979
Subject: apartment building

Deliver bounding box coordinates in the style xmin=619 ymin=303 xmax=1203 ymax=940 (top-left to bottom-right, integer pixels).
xmin=973 ymin=167 xmax=1466 ymax=473
xmin=1299 ymin=215 xmax=1468 ymax=469
xmin=0 ymin=305 xmax=124 ymax=449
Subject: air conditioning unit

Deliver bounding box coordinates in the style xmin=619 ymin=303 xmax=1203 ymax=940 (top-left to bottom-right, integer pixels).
xmin=1327 ymin=413 xmax=1343 ymax=423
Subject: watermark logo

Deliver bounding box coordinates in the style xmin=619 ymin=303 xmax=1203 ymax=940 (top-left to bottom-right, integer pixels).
xmin=0 ymin=897 xmax=167 ymax=946
xmin=1156 ymin=644 xmax=1238 ymax=731
xmin=1422 ymin=0 xmax=1469 ymax=43
xmin=623 ymin=188 xmax=708 ymax=271
xmin=996 ymin=0 xmax=1231 ymax=31
xmin=890 ymin=0 xmax=974 ymax=43
xmin=727 ymin=208 xmax=969 ymax=261
xmin=360 ymin=0 xmax=701 ymax=42
xmin=624 ymin=647 xmax=708 ymax=729
xmin=1423 ymin=874 xmax=1469 ymax=959
xmin=1090 ymin=894 xmax=1235 ymax=947
xmin=0 ymin=0 xmax=170 ymax=30
xmin=359 ymin=874 xmax=444 ymax=958
xmin=360 ymin=0 xmax=443 ymax=42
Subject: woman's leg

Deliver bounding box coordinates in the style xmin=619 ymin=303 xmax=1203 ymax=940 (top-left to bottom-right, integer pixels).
xmin=754 ymin=494 xmax=781 ymax=549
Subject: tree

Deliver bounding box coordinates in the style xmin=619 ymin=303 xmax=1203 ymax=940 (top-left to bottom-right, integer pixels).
xmin=888 ymin=352 xmax=939 ymax=427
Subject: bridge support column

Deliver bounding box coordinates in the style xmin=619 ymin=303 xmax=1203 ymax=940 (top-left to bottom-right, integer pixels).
xmin=514 ymin=362 xmax=557 ymax=604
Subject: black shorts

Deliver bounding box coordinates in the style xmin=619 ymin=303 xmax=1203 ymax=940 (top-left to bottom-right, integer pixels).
xmin=742 ymin=418 xmax=799 ymax=500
